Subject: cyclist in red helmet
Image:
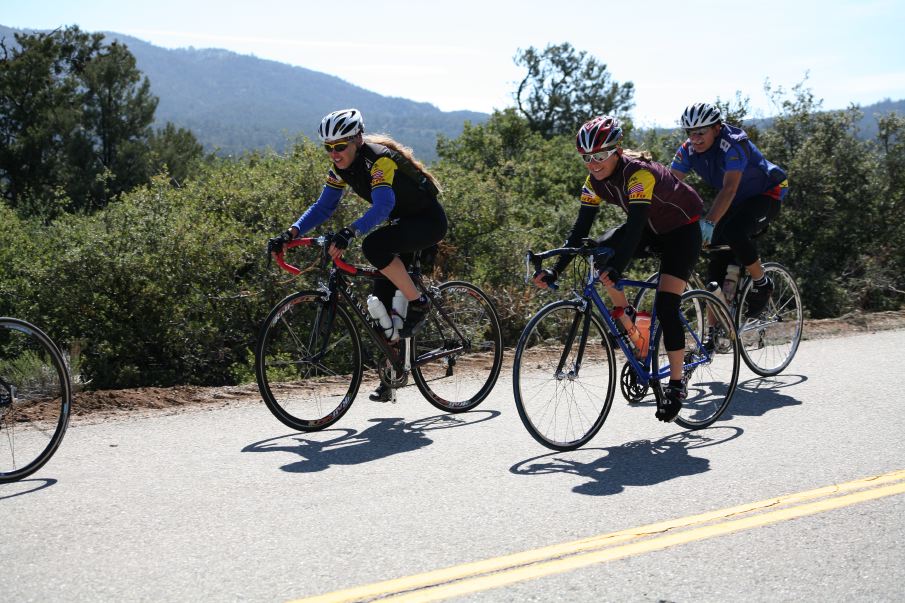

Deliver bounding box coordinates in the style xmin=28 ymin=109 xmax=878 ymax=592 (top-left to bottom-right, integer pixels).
xmin=532 ymin=116 xmax=705 ymax=423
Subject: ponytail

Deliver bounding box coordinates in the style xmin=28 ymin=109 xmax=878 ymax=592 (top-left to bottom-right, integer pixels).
xmin=365 ymin=134 xmax=443 ymax=194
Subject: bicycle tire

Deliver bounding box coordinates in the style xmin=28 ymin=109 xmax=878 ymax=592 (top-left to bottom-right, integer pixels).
xmin=512 ymin=299 xmax=616 ymax=451
xmin=651 ymin=290 xmax=739 ymax=429
xmin=735 ymin=263 xmax=803 ymax=376
xmin=0 ymin=318 xmax=72 ymax=482
xmin=411 ymin=281 xmax=503 ymax=413
xmin=255 ymin=291 xmax=363 ymax=432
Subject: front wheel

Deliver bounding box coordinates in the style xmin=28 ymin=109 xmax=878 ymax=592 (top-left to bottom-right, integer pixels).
xmin=736 ymin=263 xmax=803 ymax=376
xmin=255 ymin=291 xmax=363 ymax=431
xmin=512 ymin=300 xmax=616 ymax=451
xmin=652 ymin=290 xmax=740 ymax=429
xmin=0 ymin=318 xmax=72 ymax=482
xmin=411 ymin=281 xmax=503 ymax=413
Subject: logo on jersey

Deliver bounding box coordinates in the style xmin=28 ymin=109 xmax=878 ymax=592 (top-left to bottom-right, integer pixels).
xmin=580 ymin=184 xmax=602 ymax=206
xmin=720 ymin=139 xmax=731 ymax=152
xmin=326 ymin=169 xmax=346 ymax=189
xmin=370 ymin=169 xmax=387 ymax=187
xmin=627 ymin=170 xmax=656 ymax=201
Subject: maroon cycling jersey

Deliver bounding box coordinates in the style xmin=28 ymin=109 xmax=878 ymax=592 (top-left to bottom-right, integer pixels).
xmin=581 ymin=155 xmax=703 ymax=233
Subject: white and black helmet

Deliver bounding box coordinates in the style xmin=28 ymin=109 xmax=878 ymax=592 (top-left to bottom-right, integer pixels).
xmin=318 ymin=109 xmax=364 ymax=142
xmin=682 ymin=103 xmax=723 ymax=130
xmin=681 ymin=103 xmax=722 ymax=129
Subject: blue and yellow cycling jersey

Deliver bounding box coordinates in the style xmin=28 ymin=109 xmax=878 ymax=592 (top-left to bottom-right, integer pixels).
xmin=293 ymin=142 xmax=438 ymax=236
xmin=670 ymin=123 xmax=788 ymax=204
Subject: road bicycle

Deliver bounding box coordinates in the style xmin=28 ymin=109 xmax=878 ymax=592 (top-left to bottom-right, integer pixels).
xmin=255 ymin=235 xmax=503 ymax=432
xmin=0 ymin=317 xmax=72 ymax=482
xmin=632 ymin=245 xmax=802 ymax=377
xmin=512 ymin=242 xmax=740 ymax=451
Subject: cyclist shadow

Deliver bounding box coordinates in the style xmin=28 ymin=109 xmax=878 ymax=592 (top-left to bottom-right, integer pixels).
xmin=723 ymin=373 xmax=805 ymax=419
xmin=244 ymin=410 xmax=499 ymax=474
xmin=626 ymin=373 xmax=804 ymax=420
xmin=0 ymin=478 xmax=57 ymax=500
xmin=511 ymin=427 xmax=741 ymax=497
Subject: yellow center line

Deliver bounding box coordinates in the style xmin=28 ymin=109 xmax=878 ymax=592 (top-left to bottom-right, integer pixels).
xmin=290 ymin=469 xmax=905 ymax=603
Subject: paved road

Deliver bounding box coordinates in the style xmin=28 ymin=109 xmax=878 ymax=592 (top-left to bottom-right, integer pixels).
xmin=3 ymin=330 xmax=904 ymax=602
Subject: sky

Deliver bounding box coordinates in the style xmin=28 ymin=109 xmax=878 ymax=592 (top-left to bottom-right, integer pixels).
xmin=2 ymin=0 xmax=905 ymax=128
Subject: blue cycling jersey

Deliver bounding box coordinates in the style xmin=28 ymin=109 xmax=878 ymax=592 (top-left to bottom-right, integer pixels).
xmin=670 ymin=124 xmax=788 ymax=205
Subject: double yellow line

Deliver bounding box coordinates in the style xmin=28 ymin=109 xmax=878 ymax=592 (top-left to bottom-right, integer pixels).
xmin=292 ymin=469 xmax=905 ymax=603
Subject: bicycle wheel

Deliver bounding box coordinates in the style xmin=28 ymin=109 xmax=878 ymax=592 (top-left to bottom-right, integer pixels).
xmin=0 ymin=318 xmax=71 ymax=482
xmin=736 ymin=263 xmax=803 ymax=376
xmin=512 ymin=300 xmax=616 ymax=451
xmin=411 ymin=281 xmax=503 ymax=413
xmin=652 ymin=290 xmax=739 ymax=429
xmin=255 ymin=291 xmax=363 ymax=432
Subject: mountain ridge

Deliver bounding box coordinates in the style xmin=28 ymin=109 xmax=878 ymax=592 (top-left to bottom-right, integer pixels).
xmin=0 ymin=24 xmax=489 ymax=161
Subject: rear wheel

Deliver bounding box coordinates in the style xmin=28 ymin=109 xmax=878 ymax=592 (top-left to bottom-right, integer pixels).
xmin=412 ymin=281 xmax=503 ymax=412
xmin=512 ymin=300 xmax=616 ymax=451
xmin=0 ymin=318 xmax=71 ymax=482
xmin=255 ymin=292 xmax=362 ymax=431
xmin=736 ymin=263 xmax=803 ymax=376
xmin=652 ymin=290 xmax=740 ymax=429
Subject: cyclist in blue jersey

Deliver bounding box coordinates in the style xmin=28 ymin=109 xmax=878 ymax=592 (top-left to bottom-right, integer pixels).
xmin=670 ymin=102 xmax=789 ymax=316
xmin=267 ymin=109 xmax=447 ymax=401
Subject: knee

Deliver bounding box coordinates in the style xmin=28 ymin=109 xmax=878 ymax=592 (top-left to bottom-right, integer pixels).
xmin=655 ymin=292 xmax=684 ymax=351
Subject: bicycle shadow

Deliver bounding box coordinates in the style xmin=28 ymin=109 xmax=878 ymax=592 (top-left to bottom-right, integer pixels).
xmin=244 ymin=410 xmax=499 ymax=473
xmin=510 ymin=427 xmax=741 ymax=496
xmin=624 ymin=373 xmax=804 ymax=420
xmin=723 ymin=373 xmax=805 ymax=419
xmin=0 ymin=478 xmax=57 ymax=500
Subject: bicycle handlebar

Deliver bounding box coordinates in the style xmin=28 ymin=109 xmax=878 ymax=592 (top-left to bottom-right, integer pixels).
xmin=525 ymin=242 xmax=618 ymax=292
xmin=273 ymin=236 xmax=359 ymax=276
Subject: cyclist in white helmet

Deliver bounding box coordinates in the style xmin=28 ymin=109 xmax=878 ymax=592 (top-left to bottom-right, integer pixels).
xmin=268 ymin=109 xmax=447 ymax=401
xmin=671 ymin=102 xmax=789 ymax=317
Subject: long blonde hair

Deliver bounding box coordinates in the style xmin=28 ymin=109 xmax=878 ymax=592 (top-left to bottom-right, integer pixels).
xmin=365 ymin=133 xmax=443 ymax=194
xmin=621 ymin=148 xmax=654 ymax=162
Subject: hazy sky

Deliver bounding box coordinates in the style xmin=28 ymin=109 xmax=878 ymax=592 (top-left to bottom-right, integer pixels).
xmin=3 ymin=0 xmax=904 ymax=127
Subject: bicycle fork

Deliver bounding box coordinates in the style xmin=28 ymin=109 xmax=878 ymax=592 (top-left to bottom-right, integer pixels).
xmin=556 ymin=306 xmax=593 ymax=381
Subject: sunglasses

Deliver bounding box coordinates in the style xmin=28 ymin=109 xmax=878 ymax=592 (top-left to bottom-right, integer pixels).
xmin=581 ymin=147 xmax=618 ymax=163
xmin=685 ymin=126 xmax=713 ymax=138
xmin=323 ymin=140 xmax=352 ymax=152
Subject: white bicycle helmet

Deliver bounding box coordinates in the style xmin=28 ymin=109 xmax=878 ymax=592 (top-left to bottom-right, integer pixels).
xmin=576 ymin=116 xmax=623 ymax=153
xmin=318 ymin=109 xmax=364 ymax=142
xmin=681 ymin=103 xmax=722 ymax=129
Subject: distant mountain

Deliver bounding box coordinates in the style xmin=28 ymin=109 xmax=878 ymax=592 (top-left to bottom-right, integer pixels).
xmin=0 ymin=25 xmax=489 ymax=161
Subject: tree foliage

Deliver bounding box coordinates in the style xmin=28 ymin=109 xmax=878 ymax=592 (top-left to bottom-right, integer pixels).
xmin=0 ymin=26 xmax=203 ymax=220
xmin=513 ymin=42 xmax=635 ymax=138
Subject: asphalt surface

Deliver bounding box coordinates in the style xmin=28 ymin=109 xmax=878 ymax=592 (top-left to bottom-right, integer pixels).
xmin=2 ymin=329 xmax=904 ymax=602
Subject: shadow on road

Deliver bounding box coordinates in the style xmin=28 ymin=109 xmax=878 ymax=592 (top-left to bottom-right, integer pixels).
xmin=243 ymin=410 xmax=499 ymax=473
xmin=724 ymin=373 xmax=805 ymax=419
xmin=0 ymin=477 xmax=57 ymax=500
xmin=624 ymin=373 xmax=804 ymax=420
xmin=511 ymin=427 xmax=742 ymax=496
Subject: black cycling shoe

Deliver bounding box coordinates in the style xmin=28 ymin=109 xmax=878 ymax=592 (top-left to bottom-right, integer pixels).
xmin=656 ymin=382 xmax=686 ymax=423
xmin=745 ymin=277 xmax=774 ymax=318
xmin=398 ymin=296 xmax=430 ymax=338
xmin=368 ymin=382 xmax=393 ymax=402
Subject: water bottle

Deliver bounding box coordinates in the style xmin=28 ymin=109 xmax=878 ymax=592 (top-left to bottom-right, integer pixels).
xmin=723 ymin=264 xmax=741 ymax=302
xmin=390 ymin=290 xmax=408 ymax=342
xmin=632 ymin=311 xmax=651 ymax=359
xmin=707 ymin=281 xmax=727 ymax=306
xmin=367 ymin=295 xmax=394 ymax=340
